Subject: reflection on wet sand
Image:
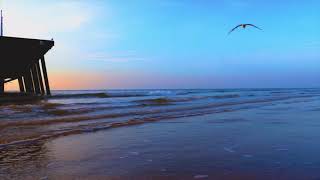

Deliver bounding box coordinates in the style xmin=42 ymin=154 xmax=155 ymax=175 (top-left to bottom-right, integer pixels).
xmin=0 ymin=140 xmax=49 ymax=179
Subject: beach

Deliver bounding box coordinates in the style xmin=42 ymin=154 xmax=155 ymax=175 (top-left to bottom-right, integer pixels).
xmin=1 ymin=89 xmax=320 ymax=179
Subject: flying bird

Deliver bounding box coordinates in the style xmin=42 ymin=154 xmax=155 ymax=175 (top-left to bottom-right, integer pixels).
xmin=228 ymin=24 xmax=262 ymax=34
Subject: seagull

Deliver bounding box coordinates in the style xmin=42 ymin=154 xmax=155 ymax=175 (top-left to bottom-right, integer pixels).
xmin=228 ymin=24 xmax=262 ymax=35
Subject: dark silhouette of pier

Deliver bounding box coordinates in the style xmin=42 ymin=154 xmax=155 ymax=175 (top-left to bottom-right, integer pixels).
xmin=0 ymin=10 xmax=54 ymax=97
xmin=0 ymin=36 xmax=54 ymax=96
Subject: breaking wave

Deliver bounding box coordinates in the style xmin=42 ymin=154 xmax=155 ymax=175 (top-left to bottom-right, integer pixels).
xmin=0 ymin=89 xmax=319 ymax=147
xmin=50 ymin=93 xmax=110 ymax=99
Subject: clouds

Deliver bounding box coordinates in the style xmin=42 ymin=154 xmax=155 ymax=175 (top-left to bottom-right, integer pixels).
xmin=226 ymin=0 xmax=250 ymax=8
xmin=87 ymin=50 xmax=147 ymax=63
xmin=0 ymin=1 xmax=93 ymax=38
xmin=303 ymin=41 xmax=320 ymax=49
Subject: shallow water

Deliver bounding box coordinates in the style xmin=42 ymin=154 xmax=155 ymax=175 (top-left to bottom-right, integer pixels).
xmin=1 ymin=89 xmax=320 ymax=179
xmin=0 ymin=89 xmax=318 ymax=144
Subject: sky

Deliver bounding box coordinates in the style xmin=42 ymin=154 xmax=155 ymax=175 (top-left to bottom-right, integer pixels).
xmin=1 ymin=0 xmax=320 ymax=90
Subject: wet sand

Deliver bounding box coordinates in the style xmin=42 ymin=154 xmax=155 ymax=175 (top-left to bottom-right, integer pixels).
xmin=2 ymin=95 xmax=320 ymax=180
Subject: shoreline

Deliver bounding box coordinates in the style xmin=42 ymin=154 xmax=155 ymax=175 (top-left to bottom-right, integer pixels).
xmin=2 ymin=95 xmax=320 ymax=179
xmin=0 ymin=94 xmax=315 ymax=148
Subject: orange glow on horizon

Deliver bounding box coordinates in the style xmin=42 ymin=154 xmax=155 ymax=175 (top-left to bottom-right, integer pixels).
xmin=4 ymin=80 xmax=19 ymax=91
xmin=4 ymin=71 xmax=216 ymax=91
xmin=49 ymin=71 xmax=107 ymax=90
xmin=4 ymin=71 xmax=107 ymax=91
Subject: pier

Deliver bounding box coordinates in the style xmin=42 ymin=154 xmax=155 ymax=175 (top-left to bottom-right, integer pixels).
xmin=0 ymin=36 xmax=54 ymax=95
xmin=0 ymin=10 xmax=54 ymax=97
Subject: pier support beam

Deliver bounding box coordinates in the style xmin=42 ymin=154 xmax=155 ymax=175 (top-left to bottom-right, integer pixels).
xmin=24 ymin=70 xmax=34 ymax=94
xmin=18 ymin=77 xmax=25 ymax=93
xmin=35 ymin=62 xmax=45 ymax=95
xmin=31 ymin=64 xmax=41 ymax=94
xmin=41 ymin=56 xmax=51 ymax=96
xmin=0 ymin=78 xmax=4 ymax=94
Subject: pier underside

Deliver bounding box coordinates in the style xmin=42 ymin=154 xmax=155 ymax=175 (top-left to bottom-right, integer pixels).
xmin=0 ymin=36 xmax=54 ymax=96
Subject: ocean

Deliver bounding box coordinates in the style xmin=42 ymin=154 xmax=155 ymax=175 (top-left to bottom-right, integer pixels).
xmin=1 ymin=88 xmax=320 ymax=179
xmin=0 ymin=88 xmax=319 ymax=145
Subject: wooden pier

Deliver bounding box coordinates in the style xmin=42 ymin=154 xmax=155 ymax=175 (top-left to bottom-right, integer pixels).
xmin=0 ymin=36 xmax=54 ymax=96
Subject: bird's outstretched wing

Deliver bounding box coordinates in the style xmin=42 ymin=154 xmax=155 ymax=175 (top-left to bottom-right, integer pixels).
xmin=247 ymin=24 xmax=262 ymax=30
xmin=228 ymin=24 xmax=242 ymax=35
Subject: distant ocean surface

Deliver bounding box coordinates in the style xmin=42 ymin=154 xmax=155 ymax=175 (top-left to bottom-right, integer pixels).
xmin=0 ymin=88 xmax=319 ymax=145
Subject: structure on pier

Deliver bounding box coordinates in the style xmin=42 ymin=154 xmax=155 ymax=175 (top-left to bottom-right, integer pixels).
xmin=0 ymin=10 xmax=54 ymax=96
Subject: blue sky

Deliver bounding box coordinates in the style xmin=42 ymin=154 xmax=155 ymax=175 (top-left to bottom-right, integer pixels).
xmin=1 ymin=0 xmax=320 ymax=89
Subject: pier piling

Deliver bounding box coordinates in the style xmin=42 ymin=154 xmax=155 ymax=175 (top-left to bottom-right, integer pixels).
xmin=18 ymin=77 xmax=25 ymax=93
xmin=35 ymin=62 xmax=45 ymax=95
xmin=31 ymin=64 xmax=41 ymax=94
xmin=41 ymin=56 xmax=51 ymax=96
xmin=24 ymin=70 xmax=34 ymax=94
xmin=0 ymin=79 xmax=4 ymax=93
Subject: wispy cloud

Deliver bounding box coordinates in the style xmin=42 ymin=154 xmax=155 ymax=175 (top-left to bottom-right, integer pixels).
xmin=87 ymin=51 xmax=147 ymax=62
xmin=303 ymin=41 xmax=320 ymax=49
xmin=1 ymin=1 xmax=94 ymax=38
xmin=228 ymin=0 xmax=250 ymax=8
xmin=158 ymin=0 xmax=188 ymax=7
